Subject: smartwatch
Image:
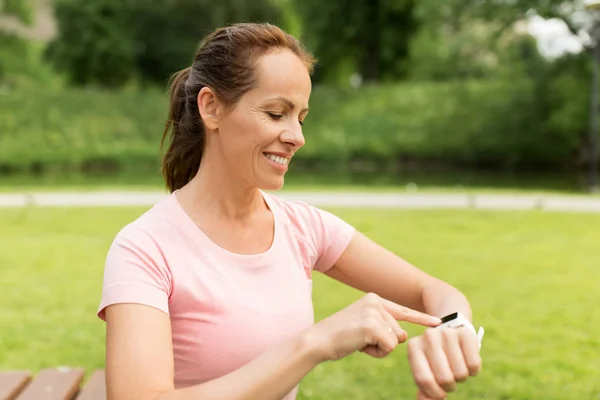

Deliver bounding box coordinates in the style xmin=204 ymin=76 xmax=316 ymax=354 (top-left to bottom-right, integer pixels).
xmin=436 ymin=312 xmax=484 ymax=350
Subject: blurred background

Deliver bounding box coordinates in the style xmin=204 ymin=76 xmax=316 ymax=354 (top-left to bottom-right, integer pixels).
xmin=1 ymin=1 xmax=600 ymax=399
xmin=1 ymin=0 xmax=599 ymax=192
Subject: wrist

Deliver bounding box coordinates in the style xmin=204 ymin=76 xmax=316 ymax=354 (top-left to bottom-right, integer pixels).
xmin=297 ymin=327 xmax=329 ymax=365
xmin=437 ymin=312 xmax=484 ymax=349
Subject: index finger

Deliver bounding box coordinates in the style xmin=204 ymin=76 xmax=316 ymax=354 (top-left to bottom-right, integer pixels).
xmin=381 ymin=298 xmax=441 ymax=327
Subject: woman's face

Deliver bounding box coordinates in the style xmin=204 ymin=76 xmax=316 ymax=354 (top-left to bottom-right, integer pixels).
xmin=213 ymin=49 xmax=312 ymax=191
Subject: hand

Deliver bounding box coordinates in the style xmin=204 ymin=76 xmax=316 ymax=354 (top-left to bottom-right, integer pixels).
xmin=407 ymin=326 xmax=482 ymax=400
xmin=309 ymin=293 xmax=441 ymax=362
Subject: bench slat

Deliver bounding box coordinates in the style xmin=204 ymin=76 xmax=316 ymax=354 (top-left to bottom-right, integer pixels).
xmin=76 ymin=370 xmax=105 ymax=400
xmin=15 ymin=367 xmax=84 ymax=400
xmin=0 ymin=371 xmax=32 ymax=400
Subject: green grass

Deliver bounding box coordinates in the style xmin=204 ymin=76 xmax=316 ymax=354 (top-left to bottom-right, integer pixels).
xmin=1 ymin=206 xmax=599 ymax=399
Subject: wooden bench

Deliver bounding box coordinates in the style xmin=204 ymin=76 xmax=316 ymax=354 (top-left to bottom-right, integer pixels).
xmin=0 ymin=367 xmax=106 ymax=400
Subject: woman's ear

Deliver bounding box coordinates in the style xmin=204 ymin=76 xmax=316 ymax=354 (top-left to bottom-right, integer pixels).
xmin=197 ymin=87 xmax=221 ymax=131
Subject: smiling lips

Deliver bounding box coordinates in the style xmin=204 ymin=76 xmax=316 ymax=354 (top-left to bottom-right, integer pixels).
xmin=263 ymin=152 xmax=290 ymax=165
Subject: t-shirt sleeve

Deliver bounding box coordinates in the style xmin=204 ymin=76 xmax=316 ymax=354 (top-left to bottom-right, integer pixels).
xmin=312 ymin=207 xmax=355 ymax=273
xmin=97 ymin=226 xmax=172 ymax=321
xmin=289 ymin=201 xmax=355 ymax=274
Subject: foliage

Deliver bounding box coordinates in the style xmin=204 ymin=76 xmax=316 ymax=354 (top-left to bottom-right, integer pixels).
xmin=2 ymin=0 xmax=32 ymax=24
xmin=2 ymin=0 xmax=595 ymax=177
xmin=294 ymin=0 xmax=418 ymax=84
xmin=44 ymin=0 xmax=137 ymax=88
xmin=408 ymin=2 xmax=503 ymax=81
xmin=45 ymin=0 xmax=285 ymax=88
xmin=129 ymin=0 xmax=284 ymax=85
xmin=0 ymin=0 xmax=57 ymax=89
xmin=0 ymin=33 xmax=30 ymax=86
xmin=0 ymin=87 xmax=167 ymax=173
xmin=11 ymin=0 xmax=596 ymax=88
xmin=407 ymin=0 xmax=594 ymax=83
xmin=415 ymin=0 xmax=590 ymax=39
xmin=0 ymin=69 xmax=591 ymax=176
xmin=534 ymin=52 xmax=592 ymax=165
xmin=403 ymin=1 xmax=592 ymax=171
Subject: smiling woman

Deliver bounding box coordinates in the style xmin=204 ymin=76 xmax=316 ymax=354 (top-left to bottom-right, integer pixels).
xmin=98 ymin=22 xmax=481 ymax=400
xmin=160 ymin=24 xmax=314 ymax=192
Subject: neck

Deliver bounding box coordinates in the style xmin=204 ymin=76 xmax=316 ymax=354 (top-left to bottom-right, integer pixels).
xmin=180 ymin=151 xmax=266 ymax=222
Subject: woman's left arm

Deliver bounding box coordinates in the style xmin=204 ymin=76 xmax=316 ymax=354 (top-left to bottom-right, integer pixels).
xmin=326 ymin=230 xmax=482 ymax=399
xmin=325 ymin=230 xmax=472 ymax=321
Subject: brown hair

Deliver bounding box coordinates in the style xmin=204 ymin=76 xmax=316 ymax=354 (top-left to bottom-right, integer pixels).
xmin=160 ymin=22 xmax=316 ymax=193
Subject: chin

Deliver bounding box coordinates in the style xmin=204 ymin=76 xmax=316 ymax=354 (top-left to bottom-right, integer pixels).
xmin=258 ymin=176 xmax=285 ymax=191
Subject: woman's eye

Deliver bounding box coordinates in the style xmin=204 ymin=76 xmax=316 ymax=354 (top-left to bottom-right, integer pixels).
xmin=267 ymin=112 xmax=283 ymax=120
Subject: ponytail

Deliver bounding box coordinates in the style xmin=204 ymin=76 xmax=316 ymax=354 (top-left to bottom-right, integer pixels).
xmin=160 ymin=66 xmax=205 ymax=193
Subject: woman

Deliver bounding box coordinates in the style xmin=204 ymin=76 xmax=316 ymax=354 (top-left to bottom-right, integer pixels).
xmin=98 ymin=22 xmax=482 ymax=400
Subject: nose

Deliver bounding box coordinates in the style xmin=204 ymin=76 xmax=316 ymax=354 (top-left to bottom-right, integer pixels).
xmin=279 ymin=122 xmax=305 ymax=149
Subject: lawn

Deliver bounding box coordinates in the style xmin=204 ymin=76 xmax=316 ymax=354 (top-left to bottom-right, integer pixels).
xmin=1 ymin=205 xmax=599 ymax=399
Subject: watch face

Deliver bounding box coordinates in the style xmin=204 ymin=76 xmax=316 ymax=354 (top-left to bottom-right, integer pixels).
xmin=440 ymin=312 xmax=459 ymax=324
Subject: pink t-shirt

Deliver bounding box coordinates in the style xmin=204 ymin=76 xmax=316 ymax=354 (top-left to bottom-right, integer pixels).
xmin=97 ymin=190 xmax=355 ymax=399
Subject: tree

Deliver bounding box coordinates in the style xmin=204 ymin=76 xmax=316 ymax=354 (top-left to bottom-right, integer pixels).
xmin=1 ymin=0 xmax=32 ymax=24
xmin=0 ymin=0 xmax=55 ymax=88
xmin=45 ymin=0 xmax=135 ymax=88
xmin=294 ymin=0 xmax=418 ymax=84
xmin=415 ymin=0 xmax=591 ymax=51
xmin=127 ymin=0 xmax=284 ymax=86
xmin=45 ymin=0 xmax=286 ymax=88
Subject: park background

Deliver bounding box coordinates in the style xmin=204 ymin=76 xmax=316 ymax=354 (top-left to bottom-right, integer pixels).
xmin=1 ymin=0 xmax=600 ymax=399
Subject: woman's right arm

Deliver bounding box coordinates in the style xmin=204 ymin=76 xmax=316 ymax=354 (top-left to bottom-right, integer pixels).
xmin=105 ymin=302 xmax=323 ymax=400
xmin=105 ymin=294 xmax=441 ymax=400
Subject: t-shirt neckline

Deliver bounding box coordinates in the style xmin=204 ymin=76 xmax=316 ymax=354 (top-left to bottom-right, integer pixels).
xmin=168 ymin=189 xmax=281 ymax=267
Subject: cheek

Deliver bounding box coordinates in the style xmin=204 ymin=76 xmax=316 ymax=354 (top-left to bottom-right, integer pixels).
xmin=220 ymin=114 xmax=252 ymax=145
xmin=221 ymin=121 xmax=262 ymax=161
xmin=220 ymin=111 xmax=279 ymax=161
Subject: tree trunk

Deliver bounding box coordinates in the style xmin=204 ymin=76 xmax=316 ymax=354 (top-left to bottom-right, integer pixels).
xmin=361 ymin=0 xmax=381 ymax=82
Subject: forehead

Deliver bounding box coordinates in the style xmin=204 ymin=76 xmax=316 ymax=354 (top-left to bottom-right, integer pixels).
xmin=251 ymin=49 xmax=312 ymax=102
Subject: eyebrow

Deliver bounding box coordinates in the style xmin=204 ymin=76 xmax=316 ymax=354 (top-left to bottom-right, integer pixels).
xmin=267 ymin=96 xmax=309 ymax=113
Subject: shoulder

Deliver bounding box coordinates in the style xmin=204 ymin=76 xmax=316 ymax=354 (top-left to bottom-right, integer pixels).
xmin=99 ymin=195 xmax=179 ymax=320
xmin=263 ymin=192 xmax=325 ymax=230
xmin=104 ymin=193 xmax=192 ymax=279
xmin=110 ymin=193 xmax=186 ymax=250
xmin=264 ymin=191 xmax=355 ymax=244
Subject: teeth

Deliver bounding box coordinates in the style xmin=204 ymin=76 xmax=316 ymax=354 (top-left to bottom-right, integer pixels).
xmin=265 ymin=153 xmax=289 ymax=165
